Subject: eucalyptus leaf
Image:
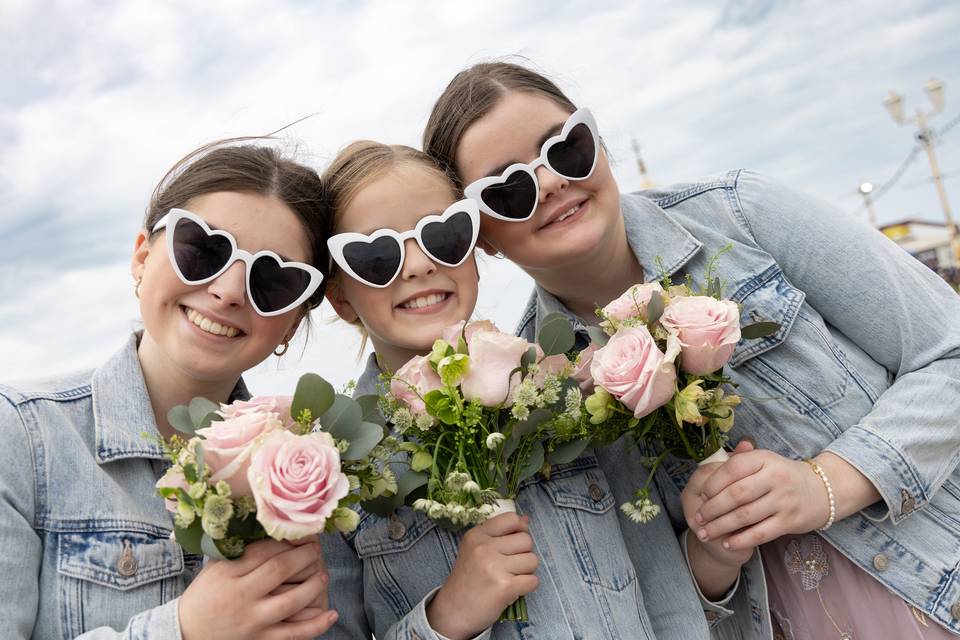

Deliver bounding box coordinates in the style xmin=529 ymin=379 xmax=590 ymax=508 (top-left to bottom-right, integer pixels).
xmin=741 ymin=321 xmax=780 ymax=340
xmin=320 ymin=395 xmax=362 ymax=438
xmin=547 ymin=438 xmax=590 ymax=465
xmin=355 ymin=394 xmax=386 ymax=427
xmin=341 ymin=422 xmax=384 ymax=460
xmin=537 ymin=313 xmax=575 ymax=356
xmin=167 ymin=405 xmax=196 ymax=437
xmin=586 ymin=326 xmax=609 ymax=347
xmin=361 ymin=494 xmax=399 ymax=517
xmin=194 ymin=444 xmax=206 ymax=478
xmin=201 ymin=534 xmax=227 ymax=560
xmin=291 ymin=373 xmax=336 ymax=421
xmin=520 ymin=346 xmax=538 ymax=374
xmin=188 ymin=397 xmax=219 ymax=427
xmin=512 ymin=408 xmax=552 ymax=439
xmin=646 ymin=291 xmax=664 ymax=325
xmin=397 ymin=470 xmax=429 ymax=499
xmin=174 ymin=520 xmax=203 ymax=555
xmin=518 ymin=441 xmax=545 ymax=483
xmin=198 ymin=411 xmax=222 ymax=429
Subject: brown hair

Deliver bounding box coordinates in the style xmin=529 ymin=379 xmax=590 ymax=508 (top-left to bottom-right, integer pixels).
xmin=423 ymin=61 xmax=577 ymax=187
xmin=145 ymin=139 xmax=329 ymax=309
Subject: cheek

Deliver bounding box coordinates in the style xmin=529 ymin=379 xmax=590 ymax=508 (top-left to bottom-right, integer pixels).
xmin=479 ymin=218 xmax=533 ymax=253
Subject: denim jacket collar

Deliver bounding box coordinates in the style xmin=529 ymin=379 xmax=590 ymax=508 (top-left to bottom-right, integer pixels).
xmin=533 ymin=192 xmax=703 ymax=329
xmin=92 ymin=332 xmax=250 ymax=464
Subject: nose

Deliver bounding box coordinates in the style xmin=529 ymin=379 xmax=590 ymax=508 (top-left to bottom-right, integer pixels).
xmin=535 ymin=164 xmax=568 ymax=203
xmin=206 ymin=261 xmax=247 ymax=309
xmin=399 ymin=239 xmax=437 ymax=281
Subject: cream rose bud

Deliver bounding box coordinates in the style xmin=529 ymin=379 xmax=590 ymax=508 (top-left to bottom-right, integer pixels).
xmin=248 ymin=430 xmax=349 ymax=541
xmin=390 ymin=355 xmax=443 ymax=416
xmin=590 ymin=326 xmax=678 ymax=418
xmin=155 ymin=467 xmax=189 ymax=513
xmin=660 ymin=296 xmax=741 ymax=375
xmin=602 ymin=282 xmax=665 ymax=322
xmin=219 ymin=395 xmax=296 ymax=430
xmin=460 ymin=329 xmax=529 ymax=407
xmin=195 ymin=410 xmax=284 ymax=497
xmin=572 ymin=343 xmax=599 ymax=392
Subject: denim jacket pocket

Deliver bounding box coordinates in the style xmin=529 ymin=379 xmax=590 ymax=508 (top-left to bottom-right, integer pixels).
xmin=728 ymin=264 xmax=804 ymax=368
xmin=57 ymin=529 xmax=184 ymax=636
xmin=540 ymin=466 xmax=637 ymax=592
xmin=353 ymin=508 xmax=459 ymax=621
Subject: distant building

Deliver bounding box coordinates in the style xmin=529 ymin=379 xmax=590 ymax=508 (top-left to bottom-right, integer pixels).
xmin=880 ymin=220 xmax=958 ymax=289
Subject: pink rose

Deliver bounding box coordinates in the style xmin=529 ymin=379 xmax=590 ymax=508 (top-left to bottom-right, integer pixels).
xmin=440 ymin=319 xmax=498 ymax=347
xmin=532 ymin=353 xmax=572 ymax=388
xmin=196 ymin=410 xmax=284 ymax=497
xmin=460 ymin=329 xmax=529 ymax=406
xmin=572 ymin=344 xmax=599 ymax=391
xmin=660 ymin=296 xmax=741 ymax=375
xmin=602 ymin=282 xmax=664 ymax=321
xmin=591 ymin=326 xmax=678 ymax=418
xmin=219 ymin=395 xmax=296 ymax=430
xmin=155 ymin=466 xmax=188 ymax=513
xmin=390 ymin=355 xmax=443 ymax=415
xmin=248 ymin=430 xmax=349 ymax=541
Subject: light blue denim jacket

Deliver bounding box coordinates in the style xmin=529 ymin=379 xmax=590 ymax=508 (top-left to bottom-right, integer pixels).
xmin=0 ymin=333 xmax=247 ymax=639
xmin=516 ymin=170 xmax=960 ymax=638
xmin=316 ymin=354 xmax=711 ymax=640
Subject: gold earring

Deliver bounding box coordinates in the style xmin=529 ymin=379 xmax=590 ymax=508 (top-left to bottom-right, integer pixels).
xmin=134 ymin=277 xmax=142 ymax=299
xmin=274 ymin=340 xmax=289 ymax=357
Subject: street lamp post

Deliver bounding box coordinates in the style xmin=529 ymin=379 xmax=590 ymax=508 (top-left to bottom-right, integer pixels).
xmin=883 ymin=79 xmax=959 ymax=266
xmin=858 ymin=182 xmax=878 ymax=227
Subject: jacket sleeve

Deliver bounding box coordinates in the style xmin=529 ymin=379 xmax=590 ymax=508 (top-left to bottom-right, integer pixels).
xmin=731 ymin=169 xmax=960 ymax=523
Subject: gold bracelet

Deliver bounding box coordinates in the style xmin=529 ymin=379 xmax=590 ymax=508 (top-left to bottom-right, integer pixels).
xmin=805 ymin=459 xmax=836 ymax=531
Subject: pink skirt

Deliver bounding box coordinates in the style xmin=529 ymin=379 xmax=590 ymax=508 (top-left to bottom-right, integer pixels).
xmin=760 ymin=534 xmax=956 ymax=639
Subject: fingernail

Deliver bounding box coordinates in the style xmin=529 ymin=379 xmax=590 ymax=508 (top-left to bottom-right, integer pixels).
xmin=696 ymin=528 xmax=708 ymax=541
xmin=321 ymin=573 xmax=329 ymax=586
xmin=694 ymin=512 xmax=704 ymax=524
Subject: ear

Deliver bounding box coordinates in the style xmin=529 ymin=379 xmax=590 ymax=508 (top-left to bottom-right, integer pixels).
xmin=130 ymin=230 xmax=150 ymax=283
xmin=324 ymin=279 xmax=359 ymax=323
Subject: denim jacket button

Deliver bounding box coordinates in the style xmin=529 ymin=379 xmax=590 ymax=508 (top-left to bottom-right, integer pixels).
xmin=588 ymin=482 xmax=604 ymax=502
xmin=951 ymin=601 xmax=960 ymax=620
xmin=117 ymin=540 xmax=138 ymax=577
xmin=900 ymin=489 xmax=917 ymax=516
xmin=872 ymin=553 xmax=889 ymax=572
xmin=387 ymin=515 xmax=406 ymax=541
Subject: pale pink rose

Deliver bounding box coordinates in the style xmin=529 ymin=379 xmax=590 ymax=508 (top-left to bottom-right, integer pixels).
xmin=572 ymin=344 xmax=599 ymax=392
xmin=532 ymin=353 xmax=572 ymax=388
xmin=196 ymin=410 xmax=284 ymax=497
xmin=220 ymin=395 xmax=296 ymax=430
xmin=460 ymin=329 xmax=529 ymax=406
xmin=248 ymin=430 xmax=349 ymax=541
xmin=155 ymin=466 xmax=188 ymax=513
xmin=602 ymin=282 xmax=665 ymax=321
xmin=390 ymin=355 xmax=443 ymax=415
xmin=660 ymin=296 xmax=741 ymax=375
xmin=440 ymin=319 xmax=498 ymax=348
xmin=591 ymin=326 xmax=678 ymax=418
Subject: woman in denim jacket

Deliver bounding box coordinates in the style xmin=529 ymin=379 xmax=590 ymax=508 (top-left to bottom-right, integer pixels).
xmin=422 ymin=61 xmax=960 ymax=638
xmin=0 ymin=142 xmax=338 ymax=639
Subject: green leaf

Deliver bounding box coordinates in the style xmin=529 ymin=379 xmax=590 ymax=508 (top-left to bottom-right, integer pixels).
xmin=741 ymin=321 xmax=780 ymax=340
xmin=198 ymin=412 xmax=222 ymax=429
xmin=361 ymin=494 xmax=399 ymax=517
xmin=174 ymin=520 xmax=203 ymax=555
xmin=512 ymin=408 xmax=552 ymax=439
xmin=292 ymin=373 xmax=336 ymax=422
xmin=518 ymin=441 xmax=545 ymax=482
xmin=355 ymin=394 xmax=386 ymax=427
xmin=188 ymin=397 xmax=220 ymax=427
xmin=547 ymin=438 xmax=590 ymax=465
xmin=201 ymin=533 xmax=227 ymax=560
xmin=168 ymin=405 xmax=196 ymax=437
xmin=397 ymin=470 xmax=429 ymax=500
xmin=320 ymin=395 xmax=362 ymax=438
xmin=341 ymin=422 xmax=384 ymax=461
xmin=520 ymin=346 xmax=538 ymax=374
xmin=195 ymin=444 xmax=205 ymax=478
xmin=537 ymin=313 xmax=575 ymax=356
xmin=586 ymin=326 xmax=609 ymax=347
xmin=411 ymin=450 xmax=433 ymax=472
xmin=646 ymin=291 xmax=664 ymax=325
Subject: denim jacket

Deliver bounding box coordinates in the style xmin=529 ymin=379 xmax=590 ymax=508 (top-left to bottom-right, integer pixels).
xmin=0 ymin=333 xmax=247 ymax=639
xmin=317 ymin=353 xmax=711 ymax=640
xmin=516 ymin=170 xmax=960 ymax=638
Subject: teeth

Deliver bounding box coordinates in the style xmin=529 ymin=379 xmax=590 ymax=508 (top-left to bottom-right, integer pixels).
xmin=185 ymin=308 xmax=240 ymax=337
xmin=400 ymin=293 xmax=447 ymax=309
xmin=555 ymin=203 xmax=581 ymax=223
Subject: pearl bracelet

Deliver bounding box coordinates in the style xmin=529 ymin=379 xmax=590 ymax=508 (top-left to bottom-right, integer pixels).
xmin=805 ymin=459 xmax=836 ymax=531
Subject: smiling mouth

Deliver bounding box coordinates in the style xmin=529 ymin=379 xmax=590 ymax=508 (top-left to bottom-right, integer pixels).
xmin=182 ymin=306 xmax=244 ymax=338
xmin=541 ymin=200 xmax=586 ymax=229
xmin=396 ymin=292 xmax=452 ymax=311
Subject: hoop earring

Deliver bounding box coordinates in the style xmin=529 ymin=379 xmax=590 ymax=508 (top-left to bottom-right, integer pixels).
xmin=274 ymin=340 xmax=289 ymax=357
xmin=134 ymin=277 xmax=142 ymax=299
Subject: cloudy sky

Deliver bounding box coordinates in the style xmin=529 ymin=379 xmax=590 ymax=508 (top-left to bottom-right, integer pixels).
xmin=2 ymin=0 xmax=958 ymax=393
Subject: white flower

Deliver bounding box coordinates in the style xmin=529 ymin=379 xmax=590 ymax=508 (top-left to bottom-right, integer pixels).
xmin=485 ymin=433 xmax=506 ymax=450
xmin=620 ymin=496 xmax=661 ymax=524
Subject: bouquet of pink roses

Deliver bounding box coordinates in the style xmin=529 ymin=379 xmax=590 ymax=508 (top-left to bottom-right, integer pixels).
xmin=549 ymin=255 xmax=778 ymax=524
xmin=155 ymin=373 xmax=397 ymax=559
xmin=378 ymin=320 xmax=598 ymax=621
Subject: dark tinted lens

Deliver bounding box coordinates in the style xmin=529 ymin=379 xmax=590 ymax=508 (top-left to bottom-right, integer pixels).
xmin=342 ymin=236 xmax=402 ymax=286
xmin=481 ymin=170 xmax=537 ymax=220
xmin=421 ymin=211 xmax=474 ymax=265
xmin=171 ymin=217 xmax=233 ymax=281
xmin=249 ymin=256 xmax=312 ymax=313
xmin=546 ymin=123 xmax=595 ymax=178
